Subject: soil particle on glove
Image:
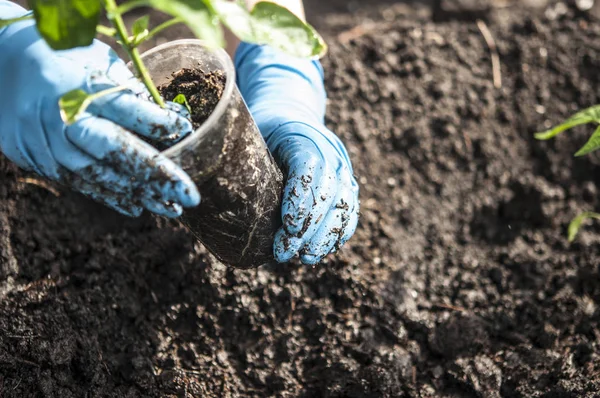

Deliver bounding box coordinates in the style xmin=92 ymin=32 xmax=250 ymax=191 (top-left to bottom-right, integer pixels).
xmin=1 ymin=2 xmax=600 ymax=397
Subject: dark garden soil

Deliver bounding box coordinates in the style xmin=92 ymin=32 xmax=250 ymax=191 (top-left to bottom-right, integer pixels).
xmin=2 ymin=2 xmax=600 ymax=397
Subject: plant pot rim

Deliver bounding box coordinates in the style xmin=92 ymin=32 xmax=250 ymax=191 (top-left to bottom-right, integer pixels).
xmin=138 ymin=39 xmax=237 ymax=158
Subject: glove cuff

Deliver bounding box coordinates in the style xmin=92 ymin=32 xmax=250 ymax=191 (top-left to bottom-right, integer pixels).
xmin=234 ymin=42 xmax=328 ymax=135
xmin=234 ymin=42 xmax=326 ymax=90
xmin=266 ymin=121 xmax=353 ymax=173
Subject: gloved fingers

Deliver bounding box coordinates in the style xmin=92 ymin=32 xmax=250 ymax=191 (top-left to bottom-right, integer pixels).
xmin=273 ymin=228 xmax=295 ymax=263
xmin=274 ymin=164 xmax=359 ymax=264
xmin=274 ymin=165 xmax=338 ymax=263
xmin=299 ymin=194 xmax=359 ymax=265
xmin=52 ymin=125 xmax=138 ymax=192
xmin=65 ymin=171 xmax=144 ymax=218
xmin=280 ymin=152 xmax=337 ymax=236
xmin=140 ymin=198 xmax=183 ymax=219
xmin=65 ymin=116 xmax=201 ymax=209
xmin=84 ymin=72 xmax=193 ymax=143
xmin=333 ymin=203 xmax=359 ymax=252
xmin=298 ymin=174 xmax=359 ymax=264
xmin=24 ymin=135 xmax=61 ymax=180
xmin=164 ymin=101 xmax=194 ymax=141
xmin=0 ymin=132 xmax=39 ymax=174
xmin=78 ymin=164 xmax=183 ymax=218
xmin=3 ymin=116 xmax=57 ymax=179
xmin=61 ymin=159 xmax=186 ymax=218
xmin=0 ymin=114 xmax=61 ymax=177
xmin=154 ymin=101 xmax=194 ymax=147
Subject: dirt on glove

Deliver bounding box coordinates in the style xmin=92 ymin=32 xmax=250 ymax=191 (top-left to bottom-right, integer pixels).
xmin=1 ymin=2 xmax=600 ymax=397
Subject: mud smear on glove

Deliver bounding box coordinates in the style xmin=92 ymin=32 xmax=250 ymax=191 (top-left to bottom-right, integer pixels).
xmin=157 ymin=67 xmax=283 ymax=269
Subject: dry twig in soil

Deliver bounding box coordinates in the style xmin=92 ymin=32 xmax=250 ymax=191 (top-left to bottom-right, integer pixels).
xmin=476 ymin=19 xmax=502 ymax=89
xmin=17 ymin=177 xmax=61 ymax=197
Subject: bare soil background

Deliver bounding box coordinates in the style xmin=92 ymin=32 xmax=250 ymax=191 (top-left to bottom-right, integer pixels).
xmin=1 ymin=1 xmax=600 ymax=397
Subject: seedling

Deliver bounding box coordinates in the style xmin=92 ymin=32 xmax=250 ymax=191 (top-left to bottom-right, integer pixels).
xmin=567 ymin=212 xmax=600 ymax=242
xmin=535 ymin=105 xmax=600 ymax=156
xmin=0 ymin=0 xmax=326 ymax=122
xmin=173 ymin=94 xmax=193 ymax=114
xmin=536 ymin=105 xmax=600 ymax=241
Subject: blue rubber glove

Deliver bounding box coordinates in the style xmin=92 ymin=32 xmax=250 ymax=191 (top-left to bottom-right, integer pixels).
xmin=0 ymin=2 xmax=200 ymax=218
xmin=235 ymin=43 xmax=359 ymax=265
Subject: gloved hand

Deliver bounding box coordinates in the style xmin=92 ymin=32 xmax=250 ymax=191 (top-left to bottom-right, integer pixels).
xmin=235 ymin=43 xmax=359 ymax=265
xmin=0 ymin=2 xmax=200 ymax=218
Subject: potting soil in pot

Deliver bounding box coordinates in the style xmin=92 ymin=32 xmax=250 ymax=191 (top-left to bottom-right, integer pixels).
xmin=159 ymin=68 xmax=226 ymax=129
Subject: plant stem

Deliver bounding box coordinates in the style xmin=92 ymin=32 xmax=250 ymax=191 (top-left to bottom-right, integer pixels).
xmin=115 ymin=0 xmax=148 ymax=15
xmin=0 ymin=14 xmax=34 ymax=28
xmin=130 ymin=47 xmax=165 ymax=107
xmin=134 ymin=17 xmax=183 ymax=47
xmin=88 ymin=85 xmax=132 ymax=103
xmin=104 ymin=0 xmax=165 ymax=108
xmin=96 ymin=24 xmax=117 ymax=38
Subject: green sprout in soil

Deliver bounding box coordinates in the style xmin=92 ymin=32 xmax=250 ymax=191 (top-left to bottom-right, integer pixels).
xmin=0 ymin=0 xmax=327 ymax=123
xmin=567 ymin=212 xmax=600 ymax=242
xmin=173 ymin=94 xmax=193 ymax=114
xmin=535 ymin=105 xmax=600 ymax=156
xmin=536 ymin=105 xmax=600 ymax=242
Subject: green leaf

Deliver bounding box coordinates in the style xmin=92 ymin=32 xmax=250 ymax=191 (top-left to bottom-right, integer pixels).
xmin=535 ymin=105 xmax=600 ymax=140
xmin=575 ymin=125 xmax=600 ymax=157
xmin=130 ymin=15 xmax=150 ymax=45
xmin=212 ymin=0 xmax=327 ymax=58
xmin=134 ymin=17 xmax=182 ymax=46
xmin=568 ymin=211 xmax=600 ymax=242
xmin=117 ymin=0 xmax=223 ymax=48
xmin=59 ymin=86 xmax=129 ymax=125
xmin=28 ymin=0 xmax=101 ymax=50
xmin=96 ymin=24 xmax=117 ymax=37
xmin=59 ymin=89 xmax=92 ymax=125
xmin=173 ymin=93 xmax=192 ymax=114
xmin=0 ymin=14 xmax=34 ymax=28
xmin=132 ymin=15 xmax=149 ymax=36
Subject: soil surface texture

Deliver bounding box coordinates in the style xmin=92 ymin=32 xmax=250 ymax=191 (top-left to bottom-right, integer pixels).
xmin=1 ymin=2 xmax=600 ymax=397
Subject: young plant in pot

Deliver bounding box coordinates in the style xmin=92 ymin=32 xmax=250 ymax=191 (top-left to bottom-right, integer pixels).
xmin=0 ymin=0 xmax=326 ymax=269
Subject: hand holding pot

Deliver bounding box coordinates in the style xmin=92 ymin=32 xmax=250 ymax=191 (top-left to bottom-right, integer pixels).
xmin=235 ymin=43 xmax=360 ymax=265
xmin=0 ymin=2 xmax=200 ymax=218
